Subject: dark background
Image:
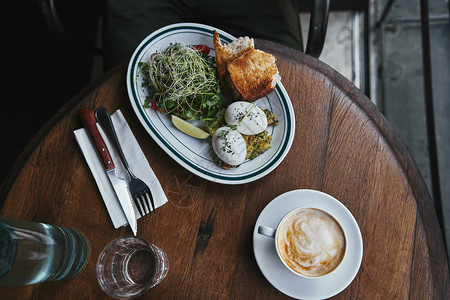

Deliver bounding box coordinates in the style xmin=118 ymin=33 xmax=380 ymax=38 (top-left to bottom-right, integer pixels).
xmin=2 ymin=1 xmax=102 ymax=185
xmin=2 ymin=0 xmax=368 ymax=186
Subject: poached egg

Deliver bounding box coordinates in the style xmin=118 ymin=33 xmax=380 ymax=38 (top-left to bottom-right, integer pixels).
xmin=224 ymin=101 xmax=268 ymax=135
xmin=212 ymin=127 xmax=247 ymax=166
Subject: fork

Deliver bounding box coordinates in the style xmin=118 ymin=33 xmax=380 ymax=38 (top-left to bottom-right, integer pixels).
xmin=95 ymin=107 xmax=156 ymax=217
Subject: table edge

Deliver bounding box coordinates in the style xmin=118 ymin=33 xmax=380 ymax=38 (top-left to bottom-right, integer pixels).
xmin=1 ymin=39 xmax=449 ymax=296
xmin=0 ymin=63 xmax=127 ymax=209
xmin=256 ymin=39 xmax=450 ymax=295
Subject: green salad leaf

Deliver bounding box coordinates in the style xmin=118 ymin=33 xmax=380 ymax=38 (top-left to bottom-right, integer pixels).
xmin=140 ymin=43 xmax=227 ymax=121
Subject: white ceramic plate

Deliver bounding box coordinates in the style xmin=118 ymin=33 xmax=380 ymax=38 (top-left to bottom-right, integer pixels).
xmin=127 ymin=23 xmax=295 ymax=185
xmin=253 ymin=189 xmax=363 ymax=299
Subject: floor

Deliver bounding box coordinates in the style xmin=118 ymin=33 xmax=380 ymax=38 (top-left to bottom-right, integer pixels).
xmin=374 ymin=0 xmax=450 ymax=256
xmin=3 ymin=2 xmax=449 ymax=255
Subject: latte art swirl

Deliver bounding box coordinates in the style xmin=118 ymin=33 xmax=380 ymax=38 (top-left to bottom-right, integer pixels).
xmin=277 ymin=208 xmax=346 ymax=277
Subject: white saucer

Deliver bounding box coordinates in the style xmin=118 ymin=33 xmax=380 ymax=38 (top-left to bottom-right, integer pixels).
xmin=253 ymin=189 xmax=363 ymax=299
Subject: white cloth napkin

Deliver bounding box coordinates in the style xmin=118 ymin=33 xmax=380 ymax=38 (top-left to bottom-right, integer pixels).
xmin=74 ymin=109 xmax=168 ymax=229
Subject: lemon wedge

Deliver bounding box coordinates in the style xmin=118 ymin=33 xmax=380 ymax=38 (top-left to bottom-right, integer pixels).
xmin=171 ymin=115 xmax=210 ymax=139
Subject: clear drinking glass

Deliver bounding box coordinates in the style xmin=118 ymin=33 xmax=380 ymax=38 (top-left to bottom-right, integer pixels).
xmin=96 ymin=236 xmax=168 ymax=299
xmin=0 ymin=218 xmax=90 ymax=286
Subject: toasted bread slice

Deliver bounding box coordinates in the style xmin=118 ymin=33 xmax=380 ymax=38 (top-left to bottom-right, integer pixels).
xmin=213 ymin=30 xmax=280 ymax=101
xmin=213 ymin=30 xmax=254 ymax=86
xmin=226 ymin=49 xmax=281 ymax=101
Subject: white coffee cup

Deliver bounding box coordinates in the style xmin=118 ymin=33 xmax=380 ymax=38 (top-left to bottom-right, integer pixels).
xmin=258 ymin=207 xmax=348 ymax=279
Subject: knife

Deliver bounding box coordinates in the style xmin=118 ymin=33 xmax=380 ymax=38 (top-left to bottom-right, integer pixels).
xmin=78 ymin=108 xmax=138 ymax=236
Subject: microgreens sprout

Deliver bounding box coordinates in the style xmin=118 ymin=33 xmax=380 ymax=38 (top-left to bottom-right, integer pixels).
xmin=140 ymin=43 xmax=226 ymax=121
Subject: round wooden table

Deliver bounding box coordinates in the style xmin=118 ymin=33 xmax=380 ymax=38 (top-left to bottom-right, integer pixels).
xmin=1 ymin=40 xmax=448 ymax=299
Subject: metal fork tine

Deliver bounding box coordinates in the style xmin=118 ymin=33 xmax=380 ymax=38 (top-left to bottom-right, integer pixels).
xmin=145 ymin=191 xmax=156 ymax=215
xmin=140 ymin=195 xmax=150 ymax=219
xmin=134 ymin=196 xmax=145 ymax=219
xmin=139 ymin=194 xmax=148 ymax=218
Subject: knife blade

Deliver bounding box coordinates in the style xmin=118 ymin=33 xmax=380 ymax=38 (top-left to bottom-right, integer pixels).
xmin=78 ymin=108 xmax=137 ymax=236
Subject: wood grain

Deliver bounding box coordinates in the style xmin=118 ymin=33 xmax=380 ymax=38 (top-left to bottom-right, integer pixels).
xmin=0 ymin=40 xmax=448 ymax=299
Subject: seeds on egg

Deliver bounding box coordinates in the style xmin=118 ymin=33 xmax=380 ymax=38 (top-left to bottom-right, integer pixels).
xmin=212 ymin=127 xmax=247 ymax=166
xmin=224 ymin=101 xmax=268 ymax=135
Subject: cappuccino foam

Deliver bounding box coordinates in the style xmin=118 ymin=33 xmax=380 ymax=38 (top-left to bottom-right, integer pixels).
xmin=276 ymin=208 xmax=346 ymax=277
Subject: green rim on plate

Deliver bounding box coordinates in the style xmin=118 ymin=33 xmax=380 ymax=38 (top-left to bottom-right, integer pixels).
xmin=127 ymin=23 xmax=295 ymax=184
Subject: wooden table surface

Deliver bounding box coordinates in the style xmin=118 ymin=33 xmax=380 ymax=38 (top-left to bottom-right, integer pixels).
xmin=1 ymin=40 xmax=449 ymax=299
